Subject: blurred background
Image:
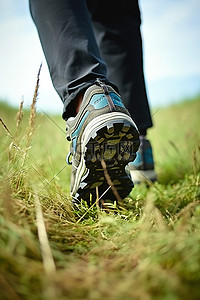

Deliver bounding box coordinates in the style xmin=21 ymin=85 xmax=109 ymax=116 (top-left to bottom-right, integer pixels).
xmin=0 ymin=0 xmax=200 ymax=115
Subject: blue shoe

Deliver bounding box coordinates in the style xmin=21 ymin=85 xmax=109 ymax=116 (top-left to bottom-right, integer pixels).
xmin=126 ymin=136 xmax=157 ymax=184
xmin=66 ymin=79 xmax=140 ymax=204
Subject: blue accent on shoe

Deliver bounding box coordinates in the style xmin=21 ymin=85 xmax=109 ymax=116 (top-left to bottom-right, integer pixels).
xmin=71 ymin=111 xmax=90 ymax=150
xmin=90 ymin=92 xmax=125 ymax=110
xmin=132 ymin=151 xmax=142 ymax=167
xmin=145 ymin=148 xmax=154 ymax=164
xmin=90 ymin=93 xmax=108 ymax=109
xmin=110 ymin=93 xmax=125 ymax=108
xmin=133 ymin=146 xmax=154 ymax=168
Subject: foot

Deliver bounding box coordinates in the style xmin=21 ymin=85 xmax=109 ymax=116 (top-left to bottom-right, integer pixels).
xmin=126 ymin=136 xmax=157 ymax=184
xmin=66 ymin=79 xmax=140 ymax=205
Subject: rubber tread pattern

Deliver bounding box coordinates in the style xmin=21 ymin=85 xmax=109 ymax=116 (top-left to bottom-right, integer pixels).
xmin=76 ymin=122 xmax=140 ymax=204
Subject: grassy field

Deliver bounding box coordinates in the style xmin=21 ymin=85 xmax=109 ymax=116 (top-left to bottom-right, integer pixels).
xmin=0 ymin=81 xmax=200 ymax=300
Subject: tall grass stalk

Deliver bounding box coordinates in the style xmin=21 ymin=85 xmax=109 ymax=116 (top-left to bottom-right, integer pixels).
xmin=34 ymin=192 xmax=56 ymax=275
xmin=23 ymin=64 xmax=42 ymax=165
xmin=15 ymin=97 xmax=24 ymax=136
xmin=14 ymin=64 xmax=42 ymax=190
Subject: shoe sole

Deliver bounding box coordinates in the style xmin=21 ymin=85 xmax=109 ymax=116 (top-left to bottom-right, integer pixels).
xmin=129 ymin=169 xmax=157 ymax=184
xmin=72 ymin=112 xmax=140 ymax=204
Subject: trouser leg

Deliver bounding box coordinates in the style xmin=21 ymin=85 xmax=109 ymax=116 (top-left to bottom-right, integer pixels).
xmin=29 ymin=0 xmax=111 ymax=119
xmin=87 ymin=0 xmax=153 ymax=132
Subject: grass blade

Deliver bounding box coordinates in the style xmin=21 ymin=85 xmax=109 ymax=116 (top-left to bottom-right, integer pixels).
xmin=34 ymin=193 xmax=56 ymax=275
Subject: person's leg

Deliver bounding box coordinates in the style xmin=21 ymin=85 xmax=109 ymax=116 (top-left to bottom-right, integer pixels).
xmin=29 ymin=0 xmax=113 ymax=119
xmin=87 ymin=0 xmax=152 ymax=133
xmin=87 ymin=0 xmax=156 ymax=183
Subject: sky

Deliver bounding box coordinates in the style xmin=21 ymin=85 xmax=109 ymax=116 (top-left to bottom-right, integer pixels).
xmin=0 ymin=0 xmax=200 ymax=115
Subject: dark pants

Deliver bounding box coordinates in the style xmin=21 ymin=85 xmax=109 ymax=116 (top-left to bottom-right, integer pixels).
xmin=29 ymin=0 xmax=153 ymax=132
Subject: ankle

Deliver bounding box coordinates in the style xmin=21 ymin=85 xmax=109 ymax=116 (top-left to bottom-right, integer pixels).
xmin=139 ymin=129 xmax=147 ymax=137
xmin=75 ymin=92 xmax=84 ymax=114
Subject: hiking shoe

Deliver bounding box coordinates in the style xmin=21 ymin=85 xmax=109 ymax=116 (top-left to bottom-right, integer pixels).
xmin=66 ymin=79 xmax=140 ymax=204
xmin=126 ymin=136 xmax=157 ymax=184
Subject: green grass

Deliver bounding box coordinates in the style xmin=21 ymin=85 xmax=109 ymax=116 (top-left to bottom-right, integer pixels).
xmin=0 ymin=92 xmax=200 ymax=300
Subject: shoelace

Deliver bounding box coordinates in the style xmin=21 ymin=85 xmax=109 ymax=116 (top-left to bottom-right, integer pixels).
xmin=95 ymin=78 xmax=116 ymax=112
